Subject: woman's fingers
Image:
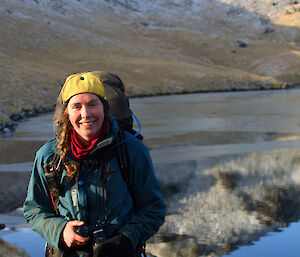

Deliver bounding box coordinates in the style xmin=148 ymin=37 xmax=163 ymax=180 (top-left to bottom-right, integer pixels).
xmin=62 ymin=220 xmax=90 ymax=248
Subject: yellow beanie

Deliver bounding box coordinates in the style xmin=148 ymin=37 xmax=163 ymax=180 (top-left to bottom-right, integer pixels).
xmin=61 ymin=72 xmax=106 ymax=103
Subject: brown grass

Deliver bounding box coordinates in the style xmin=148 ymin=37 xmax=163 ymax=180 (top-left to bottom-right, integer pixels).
xmin=0 ymin=2 xmax=300 ymax=127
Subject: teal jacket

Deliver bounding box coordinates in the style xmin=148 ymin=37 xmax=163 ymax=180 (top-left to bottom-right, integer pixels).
xmin=23 ymin=119 xmax=165 ymax=255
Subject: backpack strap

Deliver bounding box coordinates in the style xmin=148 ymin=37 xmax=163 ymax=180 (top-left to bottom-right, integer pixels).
xmin=100 ymin=159 xmax=110 ymax=223
xmin=115 ymin=126 xmax=131 ymax=193
xmin=44 ymin=154 xmax=63 ymax=215
xmin=115 ymin=127 xmax=150 ymax=254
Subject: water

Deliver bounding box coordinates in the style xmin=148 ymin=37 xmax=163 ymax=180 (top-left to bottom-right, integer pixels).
xmin=223 ymin=222 xmax=300 ymax=257
xmin=1 ymin=228 xmax=45 ymax=256
xmin=1 ymin=89 xmax=300 ymax=256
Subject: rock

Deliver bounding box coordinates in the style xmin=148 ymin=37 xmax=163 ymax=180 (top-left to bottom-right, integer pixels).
xmin=3 ymin=127 xmax=11 ymax=135
xmin=264 ymin=27 xmax=274 ymax=34
xmin=140 ymin=22 xmax=149 ymax=27
xmin=20 ymin=112 xmax=27 ymax=119
xmin=237 ymin=40 xmax=248 ymax=48
xmin=285 ymin=83 xmax=294 ymax=89
xmin=285 ymin=9 xmax=293 ymax=14
xmin=0 ymin=224 xmax=5 ymax=230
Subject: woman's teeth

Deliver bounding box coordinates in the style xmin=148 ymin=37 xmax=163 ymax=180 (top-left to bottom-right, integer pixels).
xmin=80 ymin=121 xmax=94 ymax=125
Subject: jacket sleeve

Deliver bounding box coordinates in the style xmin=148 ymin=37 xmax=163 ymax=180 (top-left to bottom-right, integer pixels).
xmin=119 ymin=138 xmax=166 ymax=250
xmin=23 ymin=145 xmax=68 ymax=249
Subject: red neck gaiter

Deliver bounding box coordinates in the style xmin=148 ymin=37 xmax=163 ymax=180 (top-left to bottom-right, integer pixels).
xmin=70 ymin=121 xmax=107 ymax=159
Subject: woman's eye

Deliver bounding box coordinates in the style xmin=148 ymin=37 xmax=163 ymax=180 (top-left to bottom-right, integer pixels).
xmin=73 ymin=105 xmax=81 ymax=110
xmin=89 ymin=102 xmax=98 ymax=107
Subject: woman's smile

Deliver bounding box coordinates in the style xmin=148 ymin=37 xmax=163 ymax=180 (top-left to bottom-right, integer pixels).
xmin=79 ymin=120 xmax=96 ymax=126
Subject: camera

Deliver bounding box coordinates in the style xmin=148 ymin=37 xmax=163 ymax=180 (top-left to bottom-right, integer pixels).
xmin=73 ymin=221 xmax=106 ymax=253
xmin=73 ymin=224 xmax=89 ymax=237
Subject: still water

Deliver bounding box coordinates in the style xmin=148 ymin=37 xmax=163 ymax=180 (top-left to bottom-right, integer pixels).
xmin=1 ymin=89 xmax=300 ymax=256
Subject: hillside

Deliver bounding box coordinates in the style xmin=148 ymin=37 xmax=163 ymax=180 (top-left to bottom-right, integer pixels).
xmin=1 ymin=0 xmax=300 ymax=133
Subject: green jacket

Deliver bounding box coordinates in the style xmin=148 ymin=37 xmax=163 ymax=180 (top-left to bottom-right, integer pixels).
xmin=23 ymin=119 xmax=165 ymax=255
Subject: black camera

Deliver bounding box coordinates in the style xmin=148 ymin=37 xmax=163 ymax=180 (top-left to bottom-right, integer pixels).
xmin=73 ymin=224 xmax=89 ymax=237
xmin=73 ymin=221 xmax=106 ymax=253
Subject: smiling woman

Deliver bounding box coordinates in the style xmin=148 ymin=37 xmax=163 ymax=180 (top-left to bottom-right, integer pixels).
xmin=23 ymin=72 xmax=165 ymax=257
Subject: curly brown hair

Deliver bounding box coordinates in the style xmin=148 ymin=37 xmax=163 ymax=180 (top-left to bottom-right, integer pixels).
xmin=54 ymin=93 xmax=110 ymax=180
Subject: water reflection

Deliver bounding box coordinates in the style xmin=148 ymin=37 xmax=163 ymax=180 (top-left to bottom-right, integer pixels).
xmin=148 ymin=148 xmax=300 ymax=257
xmin=244 ymin=186 xmax=300 ymax=227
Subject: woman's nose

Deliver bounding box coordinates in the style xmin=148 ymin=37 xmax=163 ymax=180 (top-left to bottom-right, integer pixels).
xmin=81 ymin=106 xmax=91 ymax=118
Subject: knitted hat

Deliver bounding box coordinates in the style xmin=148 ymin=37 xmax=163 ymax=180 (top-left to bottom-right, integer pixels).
xmin=61 ymin=72 xmax=106 ymax=103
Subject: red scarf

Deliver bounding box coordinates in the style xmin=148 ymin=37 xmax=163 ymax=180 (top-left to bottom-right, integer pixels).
xmin=70 ymin=121 xmax=107 ymax=159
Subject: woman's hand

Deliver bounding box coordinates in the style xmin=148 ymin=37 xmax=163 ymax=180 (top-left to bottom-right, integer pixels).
xmin=62 ymin=220 xmax=90 ymax=248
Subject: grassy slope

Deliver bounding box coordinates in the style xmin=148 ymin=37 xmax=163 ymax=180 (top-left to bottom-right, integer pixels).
xmin=0 ymin=1 xmax=300 ymax=129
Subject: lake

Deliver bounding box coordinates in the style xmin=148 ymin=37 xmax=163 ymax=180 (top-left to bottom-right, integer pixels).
xmin=1 ymin=89 xmax=300 ymax=256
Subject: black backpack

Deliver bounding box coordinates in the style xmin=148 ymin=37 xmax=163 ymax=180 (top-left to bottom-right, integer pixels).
xmin=95 ymin=71 xmax=143 ymax=139
xmin=95 ymin=71 xmax=143 ymax=185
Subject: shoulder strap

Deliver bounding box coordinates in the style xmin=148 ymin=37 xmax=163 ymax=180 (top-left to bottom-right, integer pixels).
xmin=100 ymin=159 xmax=110 ymax=223
xmin=44 ymin=154 xmax=63 ymax=214
xmin=115 ymin=127 xmax=132 ymax=193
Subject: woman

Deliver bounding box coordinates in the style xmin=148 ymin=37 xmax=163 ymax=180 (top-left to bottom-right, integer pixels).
xmin=23 ymin=72 xmax=166 ymax=257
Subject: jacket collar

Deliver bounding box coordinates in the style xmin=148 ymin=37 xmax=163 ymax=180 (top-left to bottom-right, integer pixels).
xmin=90 ymin=117 xmax=119 ymax=154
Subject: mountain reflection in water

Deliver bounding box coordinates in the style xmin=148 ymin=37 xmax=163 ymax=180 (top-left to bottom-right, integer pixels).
xmin=148 ymin=149 xmax=300 ymax=256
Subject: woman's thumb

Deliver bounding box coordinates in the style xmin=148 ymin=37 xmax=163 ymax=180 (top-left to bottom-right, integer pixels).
xmin=69 ymin=220 xmax=84 ymax=226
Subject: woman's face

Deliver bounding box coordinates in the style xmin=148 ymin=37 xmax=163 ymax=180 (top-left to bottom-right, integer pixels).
xmin=67 ymin=93 xmax=105 ymax=144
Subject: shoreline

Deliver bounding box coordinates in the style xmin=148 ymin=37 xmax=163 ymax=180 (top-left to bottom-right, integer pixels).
xmin=1 ymin=85 xmax=298 ymax=138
